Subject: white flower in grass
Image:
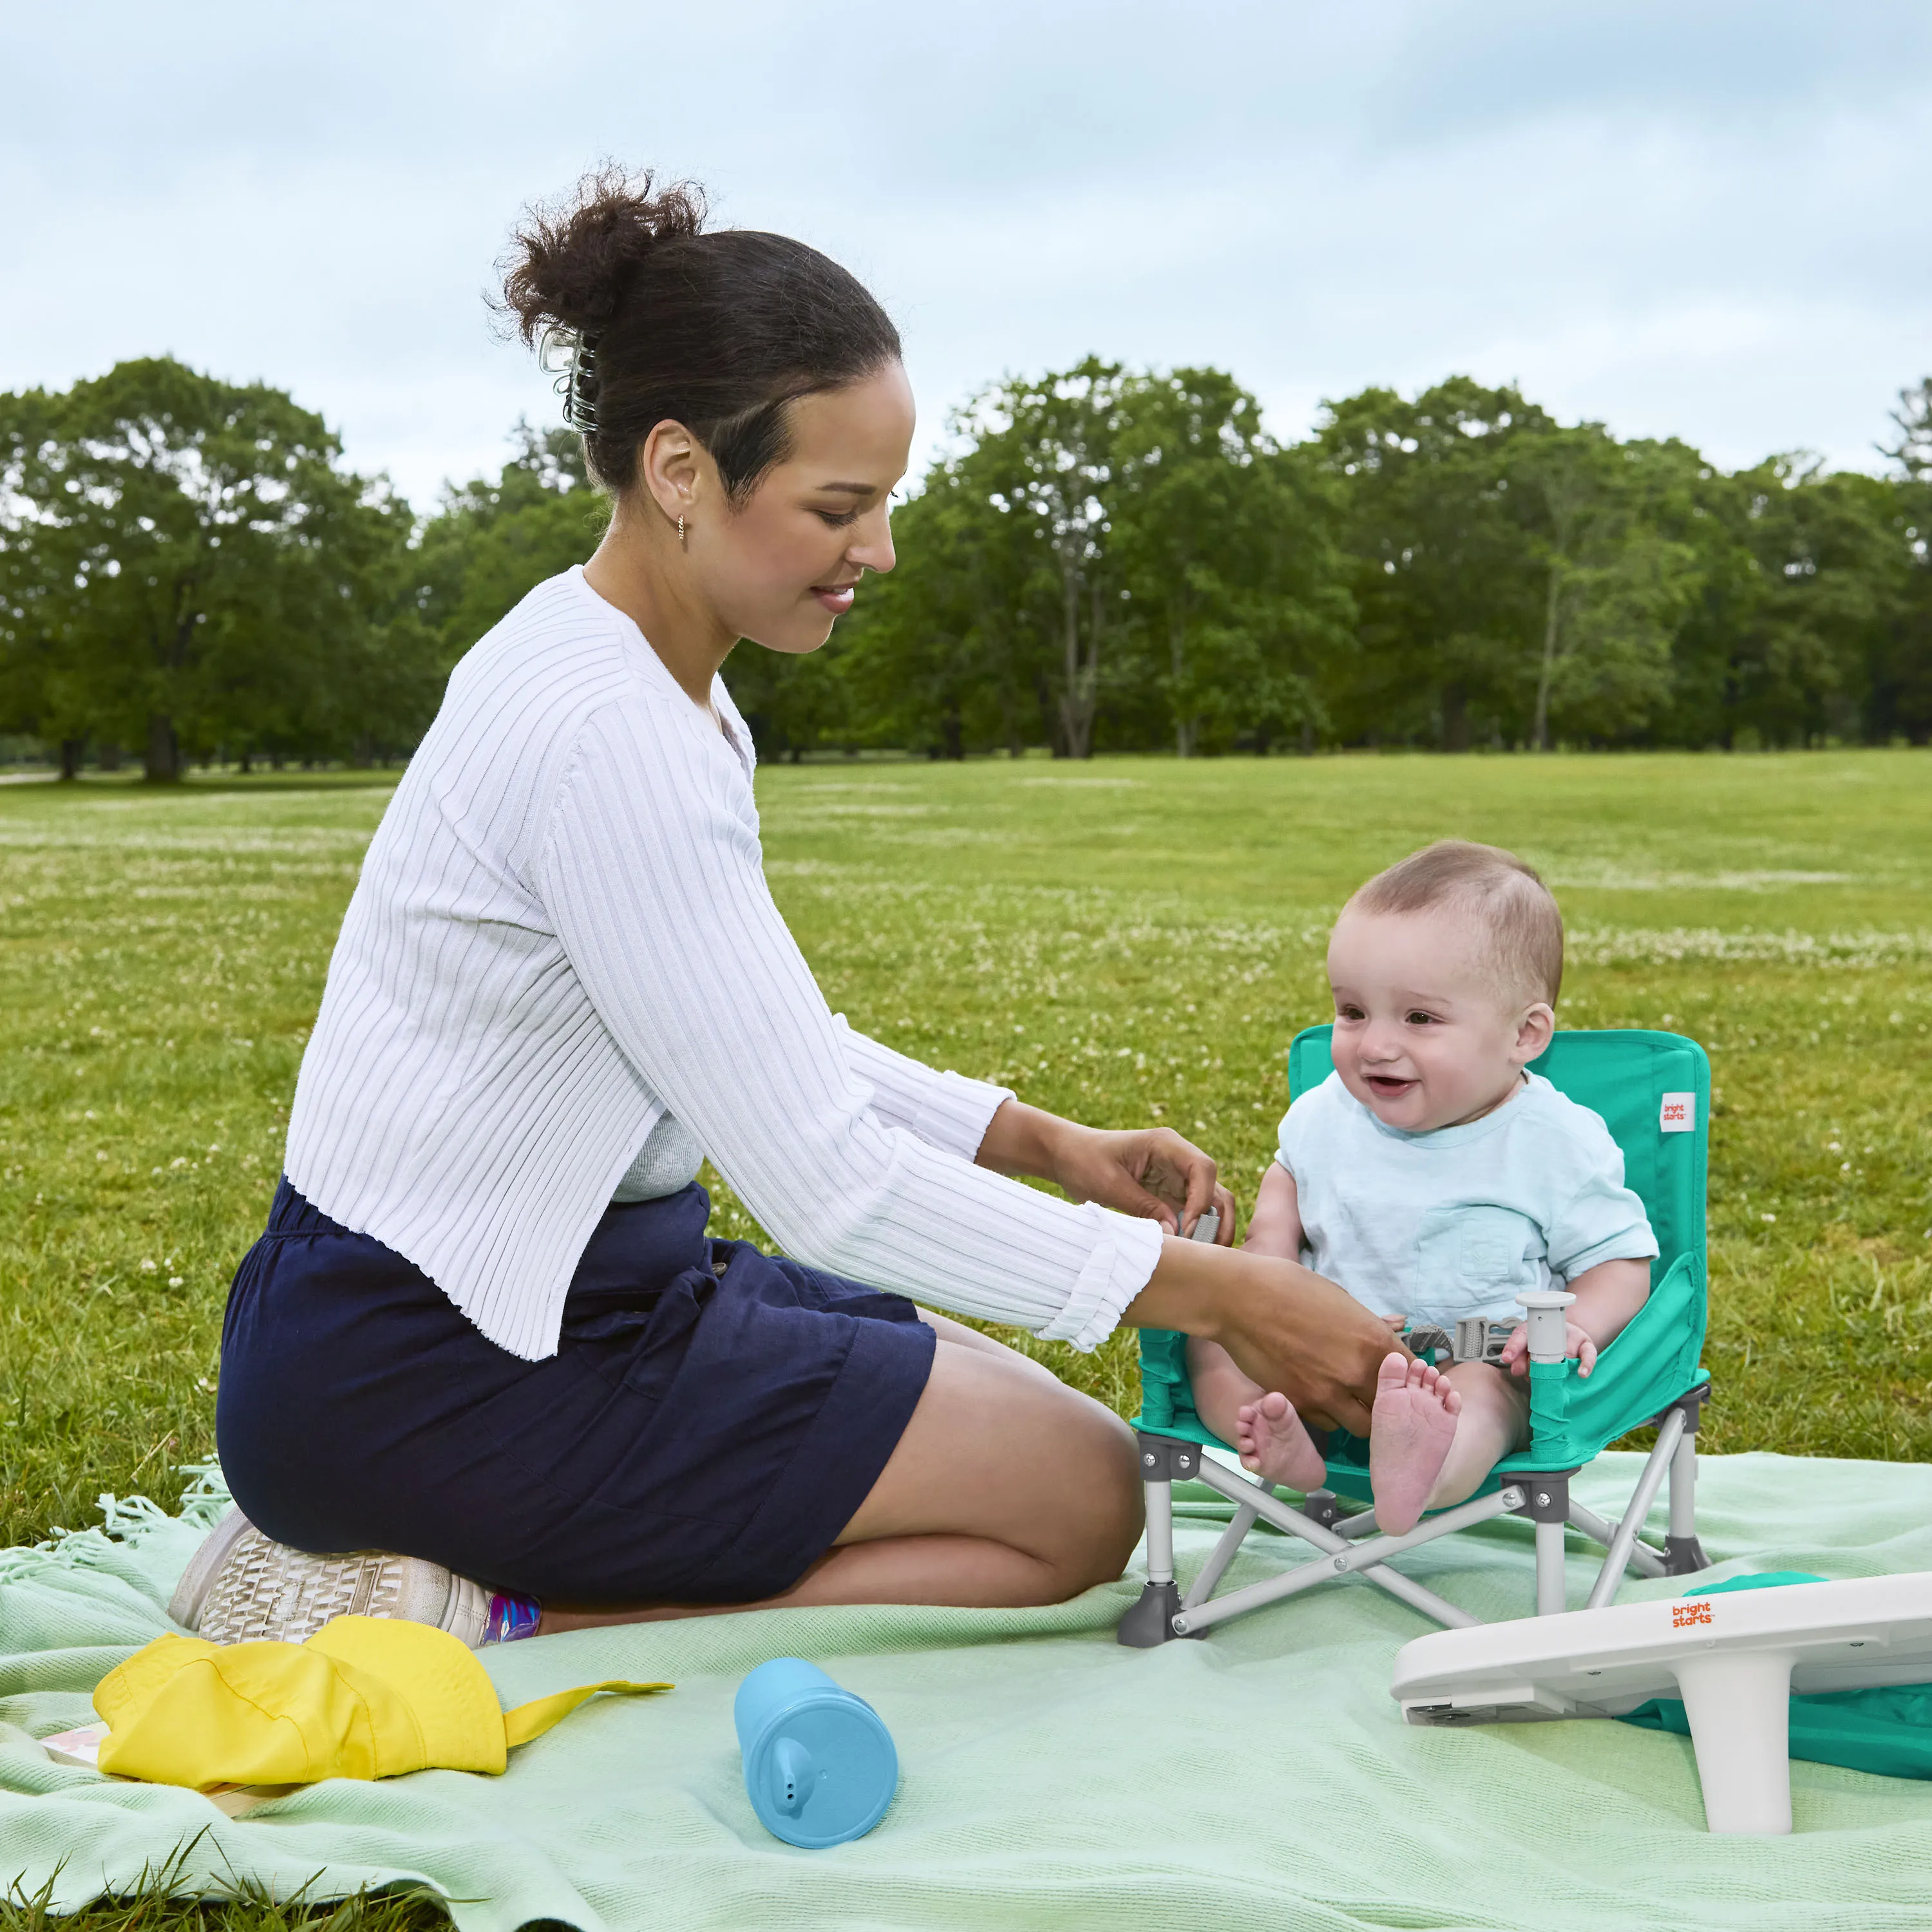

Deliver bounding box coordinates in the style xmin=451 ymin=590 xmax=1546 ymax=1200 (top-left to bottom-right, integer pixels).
xmin=169 ymin=1275 xmax=184 ymax=1287
xmin=1761 ymin=1213 xmax=1777 ymax=1224
xmin=140 ymin=1259 xmax=156 ymax=1273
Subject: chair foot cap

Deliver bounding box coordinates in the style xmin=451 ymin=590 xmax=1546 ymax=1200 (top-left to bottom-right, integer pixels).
xmin=1663 ymin=1533 xmax=1712 ymax=1576
xmin=1117 ymin=1580 xmax=1184 ymax=1647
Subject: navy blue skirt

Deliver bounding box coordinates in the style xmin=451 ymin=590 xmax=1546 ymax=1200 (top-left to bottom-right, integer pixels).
xmin=216 ymin=1179 xmax=936 ymax=1605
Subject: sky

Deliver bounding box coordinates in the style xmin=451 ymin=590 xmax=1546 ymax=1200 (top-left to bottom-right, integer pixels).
xmin=5 ymin=1 xmax=1929 ymax=509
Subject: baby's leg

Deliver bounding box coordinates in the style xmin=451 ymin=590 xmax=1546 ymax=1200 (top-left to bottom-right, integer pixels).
xmin=1185 ymin=1337 xmax=1327 ymax=1490
xmin=1419 ymin=1363 xmax=1531 ymax=1513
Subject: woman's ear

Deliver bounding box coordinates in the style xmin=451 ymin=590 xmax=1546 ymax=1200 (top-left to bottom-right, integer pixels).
xmin=1513 ymin=1001 xmax=1556 ymax=1067
xmin=639 ymin=419 xmax=703 ymax=529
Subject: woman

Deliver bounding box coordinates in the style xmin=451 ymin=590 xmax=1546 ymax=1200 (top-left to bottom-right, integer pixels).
xmin=187 ymin=170 xmax=1397 ymax=1646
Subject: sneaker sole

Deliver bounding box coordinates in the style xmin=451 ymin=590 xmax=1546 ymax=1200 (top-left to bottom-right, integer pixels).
xmin=170 ymin=1508 xmax=490 ymax=1649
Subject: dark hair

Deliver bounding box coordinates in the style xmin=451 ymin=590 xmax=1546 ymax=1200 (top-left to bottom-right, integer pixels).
xmin=1347 ymin=839 xmax=1564 ymax=1005
xmin=497 ymin=166 xmax=902 ymax=502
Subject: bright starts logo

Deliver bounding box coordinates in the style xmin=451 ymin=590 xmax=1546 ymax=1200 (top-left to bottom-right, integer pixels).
xmin=1660 ymin=1093 xmax=1696 ymax=1133
xmin=1672 ymin=1600 xmax=1713 ymax=1629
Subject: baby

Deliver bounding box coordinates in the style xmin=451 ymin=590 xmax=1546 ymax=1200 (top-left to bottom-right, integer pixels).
xmin=1188 ymin=840 xmax=1657 ymax=1536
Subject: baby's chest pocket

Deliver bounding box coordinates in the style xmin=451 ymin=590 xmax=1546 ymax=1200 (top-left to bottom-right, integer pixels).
xmin=1416 ymin=1206 xmax=1538 ymax=1296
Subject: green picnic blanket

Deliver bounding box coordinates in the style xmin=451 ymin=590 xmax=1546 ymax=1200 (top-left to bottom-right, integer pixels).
xmin=6 ymin=1452 xmax=1932 ymax=1931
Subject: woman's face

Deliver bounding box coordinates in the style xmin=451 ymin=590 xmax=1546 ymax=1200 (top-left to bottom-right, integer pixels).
xmin=697 ymin=360 xmax=916 ymax=656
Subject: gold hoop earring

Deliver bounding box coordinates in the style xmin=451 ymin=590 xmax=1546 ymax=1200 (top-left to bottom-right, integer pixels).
xmin=676 ymin=515 xmax=687 ymax=549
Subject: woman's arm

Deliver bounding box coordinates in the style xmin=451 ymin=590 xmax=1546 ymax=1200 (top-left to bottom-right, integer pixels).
xmin=1121 ymin=1236 xmax=1394 ymax=1436
xmin=539 ymin=701 xmax=1166 ymax=1350
xmin=833 ymin=1018 xmax=1014 ymax=1165
xmin=539 ymin=696 xmax=1390 ymax=1421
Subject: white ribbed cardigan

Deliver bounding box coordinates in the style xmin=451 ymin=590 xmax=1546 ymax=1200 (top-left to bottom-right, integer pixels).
xmin=285 ymin=567 xmax=1164 ymax=1361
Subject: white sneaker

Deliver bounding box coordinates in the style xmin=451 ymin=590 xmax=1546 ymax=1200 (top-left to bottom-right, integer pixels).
xmin=167 ymin=1507 xmax=495 ymax=1649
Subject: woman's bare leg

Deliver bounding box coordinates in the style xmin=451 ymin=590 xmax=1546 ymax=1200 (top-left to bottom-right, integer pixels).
xmin=538 ymin=1320 xmax=1142 ymax=1633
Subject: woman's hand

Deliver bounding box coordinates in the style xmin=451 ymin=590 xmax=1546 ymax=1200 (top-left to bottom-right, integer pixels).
xmin=977 ymin=1101 xmax=1234 ymax=1241
xmin=1049 ymin=1123 xmax=1236 ymax=1242
xmin=1124 ymin=1242 xmax=1399 ymax=1436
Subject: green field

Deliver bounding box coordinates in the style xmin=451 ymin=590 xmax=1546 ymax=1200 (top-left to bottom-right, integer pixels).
xmin=3 ymin=750 xmax=1930 ymax=1555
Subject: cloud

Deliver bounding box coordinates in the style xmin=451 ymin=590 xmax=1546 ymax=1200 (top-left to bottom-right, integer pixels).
xmin=5 ymin=0 xmax=1927 ymax=506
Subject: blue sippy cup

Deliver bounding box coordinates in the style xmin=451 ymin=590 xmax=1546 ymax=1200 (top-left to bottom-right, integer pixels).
xmin=734 ymin=1658 xmax=898 ymax=1848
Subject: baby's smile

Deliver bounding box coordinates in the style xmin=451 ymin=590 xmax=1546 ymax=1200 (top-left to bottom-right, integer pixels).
xmin=1364 ymin=1072 xmax=1419 ymax=1102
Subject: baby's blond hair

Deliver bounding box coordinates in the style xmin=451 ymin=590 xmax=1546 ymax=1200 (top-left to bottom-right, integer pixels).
xmin=1343 ymin=840 xmax=1563 ymax=1007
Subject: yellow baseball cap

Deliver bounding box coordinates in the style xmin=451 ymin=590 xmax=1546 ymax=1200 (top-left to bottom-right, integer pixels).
xmin=93 ymin=1615 xmax=669 ymax=1790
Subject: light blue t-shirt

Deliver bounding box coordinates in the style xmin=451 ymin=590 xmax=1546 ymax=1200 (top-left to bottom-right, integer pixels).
xmin=1275 ymin=1070 xmax=1658 ymax=1327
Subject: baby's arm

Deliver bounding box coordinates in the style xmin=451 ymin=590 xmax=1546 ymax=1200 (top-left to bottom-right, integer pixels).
xmin=1241 ymin=1160 xmax=1305 ymax=1260
xmin=1500 ymin=1256 xmax=1651 ymax=1378
xmin=1249 ymin=1161 xmax=1405 ymax=1332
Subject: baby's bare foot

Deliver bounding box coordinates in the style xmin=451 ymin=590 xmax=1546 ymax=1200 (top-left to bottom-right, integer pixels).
xmin=1369 ymin=1352 xmax=1462 ymax=1535
xmin=1235 ymin=1390 xmax=1327 ymax=1491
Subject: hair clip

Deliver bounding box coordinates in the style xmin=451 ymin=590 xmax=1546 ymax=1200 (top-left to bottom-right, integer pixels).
xmin=538 ymin=327 xmax=600 ymax=435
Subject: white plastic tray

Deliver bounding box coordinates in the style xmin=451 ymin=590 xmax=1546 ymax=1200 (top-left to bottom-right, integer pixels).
xmin=1392 ymin=1573 xmax=1932 ymax=1832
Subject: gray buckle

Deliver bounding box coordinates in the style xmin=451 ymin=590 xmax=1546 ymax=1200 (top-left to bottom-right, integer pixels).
xmin=1405 ymin=1318 xmax=1515 ymax=1366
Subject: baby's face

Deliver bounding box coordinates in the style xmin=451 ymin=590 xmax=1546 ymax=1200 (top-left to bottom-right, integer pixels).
xmin=1325 ymin=908 xmax=1551 ymax=1133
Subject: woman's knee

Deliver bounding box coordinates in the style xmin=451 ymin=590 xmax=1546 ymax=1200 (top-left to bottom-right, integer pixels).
xmin=842 ymin=1339 xmax=1139 ymax=1558
xmin=1030 ymin=1392 xmax=1142 ymax=1587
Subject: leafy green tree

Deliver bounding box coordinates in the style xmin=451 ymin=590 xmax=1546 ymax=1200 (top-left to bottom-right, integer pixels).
xmin=0 ymin=357 xmax=417 ymax=780
xmin=1 ymin=388 xmax=104 ymax=773
xmin=1871 ymin=381 xmax=1932 ymax=743
xmin=949 ymin=360 xmax=1132 ymax=758
xmin=831 ymin=459 xmax=1052 ymax=759
xmin=1316 ymin=379 xmax=1557 ymax=748
xmin=1523 ymin=430 xmax=1700 ymax=748
xmin=413 ymin=422 xmax=607 ymax=667
xmin=1883 ymin=379 xmax=1932 ymax=481
xmin=1108 ymin=371 xmax=1352 ymax=754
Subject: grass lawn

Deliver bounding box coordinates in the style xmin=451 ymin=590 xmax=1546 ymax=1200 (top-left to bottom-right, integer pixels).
xmin=3 ymin=747 xmax=1930 ymax=1558
xmin=1 ymin=748 xmax=1929 ymax=1927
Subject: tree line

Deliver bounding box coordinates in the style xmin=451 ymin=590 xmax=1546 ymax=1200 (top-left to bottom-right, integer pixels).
xmin=3 ymin=355 xmax=1928 ymax=779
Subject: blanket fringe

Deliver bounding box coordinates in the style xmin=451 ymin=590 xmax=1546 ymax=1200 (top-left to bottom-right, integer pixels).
xmin=0 ymin=1461 xmax=232 ymax=1586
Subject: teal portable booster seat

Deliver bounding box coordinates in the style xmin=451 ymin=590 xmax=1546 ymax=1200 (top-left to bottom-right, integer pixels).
xmin=1119 ymin=1027 xmax=1715 ymax=1647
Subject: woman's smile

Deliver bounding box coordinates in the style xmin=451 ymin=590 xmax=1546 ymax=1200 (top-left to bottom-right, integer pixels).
xmin=811 ymin=579 xmax=858 ymax=614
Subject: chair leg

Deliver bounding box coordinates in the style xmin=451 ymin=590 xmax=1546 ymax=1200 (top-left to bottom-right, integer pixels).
xmin=1663 ymin=1386 xmax=1713 ymax=1577
xmin=1585 ymin=1410 xmax=1685 ymax=1610
xmin=1518 ymin=1473 xmax=1572 ymax=1616
xmin=1117 ymin=1433 xmax=1200 ymax=1647
xmin=1535 ymin=1522 xmax=1567 ymax=1615
xmin=1184 ymin=1496 xmax=1262 ymax=1611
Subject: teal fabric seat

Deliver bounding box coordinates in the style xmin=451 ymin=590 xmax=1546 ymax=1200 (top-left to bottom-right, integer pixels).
xmin=1120 ymin=1027 xmax=1714 ymax=1647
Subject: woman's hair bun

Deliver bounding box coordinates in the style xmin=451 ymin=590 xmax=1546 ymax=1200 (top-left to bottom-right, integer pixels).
xmin=498 ymin=165 xmax=706 ymax=347
xmin=492 ymin=160 xmax=900 ymax=500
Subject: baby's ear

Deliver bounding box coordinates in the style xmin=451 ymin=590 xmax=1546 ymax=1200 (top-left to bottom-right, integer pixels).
xmin=1513 ymin=1001 xmax=1557 ymax=1063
